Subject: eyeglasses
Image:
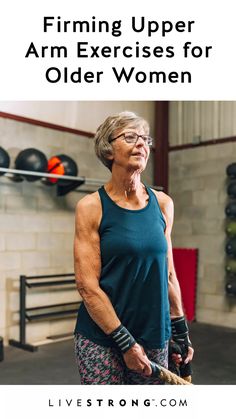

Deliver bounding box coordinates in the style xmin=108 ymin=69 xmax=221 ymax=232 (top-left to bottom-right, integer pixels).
xmin=109 ymin=132 xmax=153 ymax=146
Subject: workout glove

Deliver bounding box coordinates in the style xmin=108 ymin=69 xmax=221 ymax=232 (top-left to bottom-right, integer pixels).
xmin=170 ymin=316 xmax=193 ymax=378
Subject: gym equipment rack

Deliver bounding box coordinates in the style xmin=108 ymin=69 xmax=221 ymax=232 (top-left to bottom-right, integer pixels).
xmin=0 ymin=167 xmax=163 ymax=196
xmin=9 ymin=273 xmax=80 ymax=352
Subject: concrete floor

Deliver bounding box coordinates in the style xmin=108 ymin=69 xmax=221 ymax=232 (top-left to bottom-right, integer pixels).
xmin=0 ymin=322 xmax=235 ymax=384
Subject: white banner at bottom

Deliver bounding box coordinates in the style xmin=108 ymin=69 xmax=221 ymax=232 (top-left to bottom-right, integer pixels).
xmin=0 ymin=385 xmax=235 ymax=419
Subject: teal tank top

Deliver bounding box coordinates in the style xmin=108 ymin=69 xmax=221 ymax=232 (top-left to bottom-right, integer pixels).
xmin=74 ymin=185 xmax=171 ymax=349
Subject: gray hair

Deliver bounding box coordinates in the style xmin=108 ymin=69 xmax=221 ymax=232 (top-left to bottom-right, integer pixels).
xmin=94 ymin=111 xmax=149 ymax=171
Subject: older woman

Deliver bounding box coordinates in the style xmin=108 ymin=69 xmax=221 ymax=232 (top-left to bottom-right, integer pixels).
xmin=73 ymin=111 xmax=194 ymax=385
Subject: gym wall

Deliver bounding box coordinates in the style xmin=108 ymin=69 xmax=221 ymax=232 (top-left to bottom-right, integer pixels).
xmin=0 ymin=101 xmax=155 ymax=134
xmin=0 ymin=102 xmax=155 ymax=345
xmin=169 ymin=101 xmax=236 ymax=328
xmin=169 ymin=102 xmax=236 ymax=145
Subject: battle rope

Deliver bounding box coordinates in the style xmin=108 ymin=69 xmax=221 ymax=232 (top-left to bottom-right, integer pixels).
xmin=150 ymin=361 xmax=192 ymax=385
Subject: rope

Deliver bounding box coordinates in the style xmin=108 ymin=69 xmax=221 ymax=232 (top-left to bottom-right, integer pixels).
xmin=160 ymin=367 xmax=192 ymax=385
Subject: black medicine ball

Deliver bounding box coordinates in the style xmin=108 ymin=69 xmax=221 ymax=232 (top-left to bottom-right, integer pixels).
xmin=15 ymin=148 xmax=48 ymax=181
xmin=225 ymin=202 xmax=236 ymax=219
xmin=225 ymin=278 xmax=236 ymax=296
xmin=226 ymin=163 xmax=236 ymax=179
xmin=225 ymin=238 xmax=236 ymax=257
xmin=0 ymin=147 xmax=10 ymax=176
xmin=227 ymin=181 xmax=236 ymax=198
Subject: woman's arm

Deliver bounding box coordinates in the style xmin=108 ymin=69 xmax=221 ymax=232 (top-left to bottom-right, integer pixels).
xmin=160 ymin=194 xmax=184 ymax=317
xmin=153 ymin=191 xmax=194 ymax=364
xmin=152 ymin=191 xmax=183 ymax=316
xmin=74 ymin=193 xmax=152 ymax=375
xmin=74 ymin=193 xmax=121 ymax=334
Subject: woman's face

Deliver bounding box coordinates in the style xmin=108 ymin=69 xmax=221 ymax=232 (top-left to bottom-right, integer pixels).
xmin=109 ymin=123 xmax=150 ymax=173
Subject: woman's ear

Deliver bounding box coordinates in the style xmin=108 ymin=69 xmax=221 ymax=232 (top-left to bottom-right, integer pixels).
xmin=106 ymin=152 xmax=114 ymax=162
xmin=105 ymin=144 xmax=114 ymax=162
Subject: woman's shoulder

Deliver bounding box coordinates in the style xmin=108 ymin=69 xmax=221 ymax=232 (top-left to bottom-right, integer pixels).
xmin=150 ymin=189 xmax=173 ymax=210
xmin=75 ymin=191 xmax=102 ymax=227
xmin=150 ymin=189 xmax=174 ymax=228
xmin=76 ymin=191 xmax=101 ymax=208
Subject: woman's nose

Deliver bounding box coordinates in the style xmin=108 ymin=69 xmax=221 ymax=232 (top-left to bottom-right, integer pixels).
xmin=135 ymin=136 xmax=146 ymax=146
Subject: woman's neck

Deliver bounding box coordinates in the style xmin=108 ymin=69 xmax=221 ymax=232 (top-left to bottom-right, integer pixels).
xmin=106 ymin=168 xmax=144 ymax=199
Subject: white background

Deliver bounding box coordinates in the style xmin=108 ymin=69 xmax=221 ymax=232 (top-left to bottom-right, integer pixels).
xmin=0 ymin=0 xmax=235 ymax=99
xmin=1 ymin=385 xmax=235 ymax=419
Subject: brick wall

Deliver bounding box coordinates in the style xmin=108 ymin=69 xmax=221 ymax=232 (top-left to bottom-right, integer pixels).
xmin=169 ymin=142 xmax=236 ymax=328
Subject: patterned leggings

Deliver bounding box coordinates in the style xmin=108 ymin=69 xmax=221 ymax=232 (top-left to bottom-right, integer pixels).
xmin=74 ymin=333 xmax=168 ymax=385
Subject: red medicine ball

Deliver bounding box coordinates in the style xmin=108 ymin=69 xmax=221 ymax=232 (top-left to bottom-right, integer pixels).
xmin=47 ymin=154 xmax=78 ymax=185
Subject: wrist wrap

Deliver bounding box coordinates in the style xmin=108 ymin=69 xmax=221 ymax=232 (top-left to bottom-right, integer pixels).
xmin=109 ymin=324 xmax=136 ymax=353
xmin=171 ymin=316 xmax=192 ymax=347
xmin=150 ymin=361 xmax=162 ymax=377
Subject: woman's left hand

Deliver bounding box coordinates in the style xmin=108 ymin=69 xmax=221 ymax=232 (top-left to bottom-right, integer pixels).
xmin=171 ymin=344 xmax=194 ymax=365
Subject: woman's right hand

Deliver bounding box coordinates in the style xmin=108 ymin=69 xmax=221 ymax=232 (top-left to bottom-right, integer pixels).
xmin=123 ymin=343 xmax=152 ymax=376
